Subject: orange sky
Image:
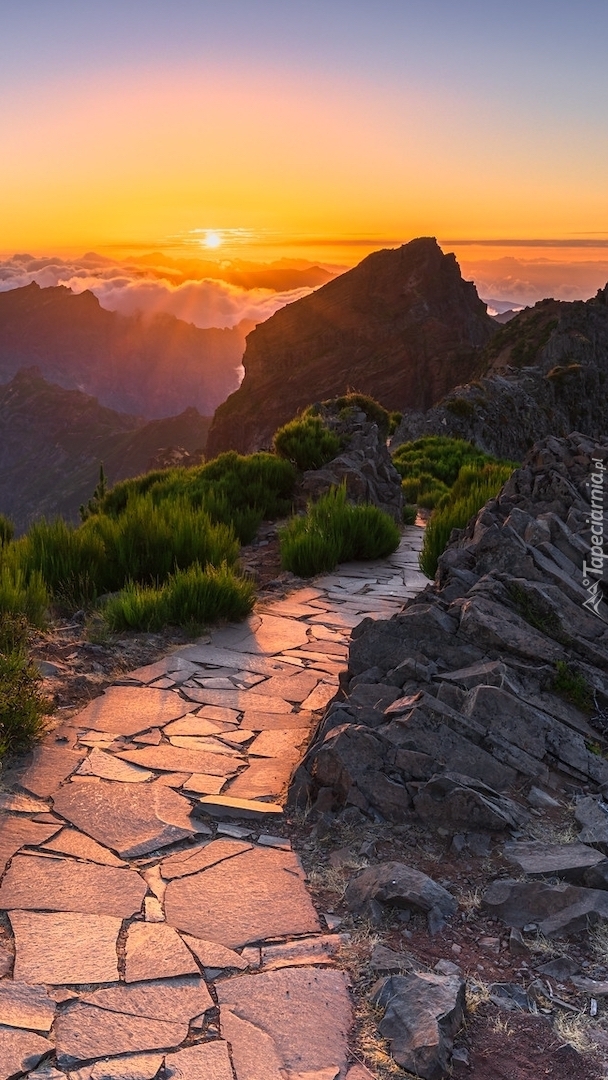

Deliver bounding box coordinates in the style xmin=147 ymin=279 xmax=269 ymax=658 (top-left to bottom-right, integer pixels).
xmin=1 ymin=5 xmax=607 ymax=274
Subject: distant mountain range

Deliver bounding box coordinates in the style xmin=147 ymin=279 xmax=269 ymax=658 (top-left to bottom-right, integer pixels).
xmin=0 ymin=282 xmax=248 ymax=418
xmin=207 ymin=237 xmax=497 ymax=456
xmin=0 ymin=368 xmax=210 ymax=533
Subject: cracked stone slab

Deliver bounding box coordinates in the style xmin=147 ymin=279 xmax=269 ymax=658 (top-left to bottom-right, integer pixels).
xmin=18 ymin=745 xmax=86 ymax=797
xmin=164 ymin=1041 xmax=234 ymax=1080
xmin=182 ymin=934 xmax=248 ymax=971
xmin=79 ymin=977 xmax=213 ymax=1021
xmin=69 ymin=1052 xmax=165 ymax=1080
xmin=0 ymin=854 xmax=147 ymax=917
xmin=247 ymin=729 xmax=311 ymax=759
xmin=248 ymin=671 xmax=321 ymax=703
xmin=504 ymin=839 xmax=605 ymax=882
xmin=163 ymin=715 xmax=235 ymax=737
xmin=300 ymin=683 xmax=338 ymax=712
xmin=181 ymin=687 xmax=293 ymax=713
xmin=125 ymin=922 xmax=200 ymax=982
xmin=240 ymin=710 xmax=315 ymax=731
xmin=221 ymin=1007 xmax=285 ymax=1080
xmin=168 ymin=736 xmax=244 ymax=757
xmin=164 ymin=846 xmax=320 ymax=948
xmin=75 ymin=748 xmax=154 ymax=783
xmin=224 ymin=755 xmax=299 ymax=800
xmin=0 ymin=980 xmax=56 ymax=1031
xmin=55 ymin=1003 xmax=187 ymax=1069
xmin=116 ymin=744 xmax=241 ymax=777
xmin=40 ymin=827 xmax=129 ymax=867
xmin=52 ymin=780 xmax=197 ymax=858
xmin=0 ymin=792 xmax=50 ymax=813
xmin=0 ymin=818 xmax=60 ymax=874
xmin=217 ymin=968 xmax=352 ymax=1077
xmin=180 ymin=774 xmax=228 ymax=795
xmin=260 ymin=934 xmax=346 ymax=970
xmin=10 ymin=910 xmax=121 ymax=984
xmin=160 ymin=839 xmax=252 ymax=880
xmin=0 ymin=1026 xmax=53 ymax=1080
xmin=73 ymin=686 xmax=197 ymax=736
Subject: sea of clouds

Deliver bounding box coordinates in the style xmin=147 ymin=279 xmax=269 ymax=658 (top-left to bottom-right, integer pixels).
xmin=0 ymin=253 xmax=313 ymax=330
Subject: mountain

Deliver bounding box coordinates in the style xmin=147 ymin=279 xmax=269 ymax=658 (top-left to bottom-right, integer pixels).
xmin=392 ymin=285 xmax=608 ymax=461
xmin=0 ymin=283 xmax=247 ymax=418
xmin=129 ymin=253 xmax=336 ymax=290
xmin=0 ymin=368 xmax=211 ymax=533
xmin=206 ymin=238 xmax=497 ymax=456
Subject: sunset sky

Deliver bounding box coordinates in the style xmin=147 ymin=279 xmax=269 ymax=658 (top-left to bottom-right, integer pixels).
xmin=2 ymin=1 xmax=608 ymax=304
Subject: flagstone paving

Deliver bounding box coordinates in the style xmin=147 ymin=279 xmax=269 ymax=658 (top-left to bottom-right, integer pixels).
xmin=0 ymin=528 xmax=427 ymax=1079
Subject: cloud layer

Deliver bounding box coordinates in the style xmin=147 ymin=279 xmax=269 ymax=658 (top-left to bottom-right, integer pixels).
xmin=0 ymin=253 xmax=313 ymax=329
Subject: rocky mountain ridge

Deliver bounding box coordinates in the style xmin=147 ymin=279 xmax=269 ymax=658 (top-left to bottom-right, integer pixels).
xmin=206 ymin=238 xmax=497 ymax=456
xmin=0 ymin=369 xmax=211 ymax=532
xmin=0 ymin=282 xmax=247 ymax=418
xmin=393 ymin=286 xmax=608 ymax=460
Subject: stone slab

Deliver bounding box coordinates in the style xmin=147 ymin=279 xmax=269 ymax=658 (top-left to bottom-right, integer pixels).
xmin=52 ymin=780 xmax=196 ymax=858
xmin=76 ymin=748 xmax=154 ymax=783
xmin=240 ymin=710 xmax=315 ymax=731
xmin=0 ymin=792 xmax=49 ymax=813
xmin=195 ymin=795 xmax=284 ymax=820
xmin=260 ymin=934 xmax=345 ymax=970
xmin=116 ymin=744 xmax=240 ymax=777
xmin=248 ymin=671 xmax=321 ymax=703
xmin=74 ymin=686 xmax=197 ymax=736
xmin=125 ymin=921 xmax=200 ymax=982
xmin=165 ymin=846 xmax=320 ymax=948
xmin=301 ymin=683 xmax=338 ymax=712
xmin=164 ymin=1042 xmax=234 ymax=1080
xmin=40 ymin=827 xmax=128 ymax=867
xmin=160 ymin=839 xmax=252 ymax=880
xmin=221 ymin=1008 xmax=285 ymax=1079
xmin=0 ymin=854 xmax=146 ymax=917
xmin=176 ymin=643 xmax=297 ymax=677
xmin=55 ymin=1003 xmax=187 ymax=1068
xmin=248 ymin=729 xmax=311 ymax=759
xmin=225 ymin=755 xmax=298 ymax=800
xmin=182 ymin=934 xmax=248 ymax=971
xmin=0 ymin=1026 xmax=52 ymax=1080
xmin=0 ymin=980 xmax=56 ymax=1031
xmin=168 ymin=736 xmax=243 ymax=757
xmin=181 ymin=687 xmax=293 ymax=713
xmin=71 ymin=1052 xmax=165 ymax=1080
xmin=504 ymin=840 xmax=605 ymax=881
xmin=163 ymin=715 xmax=233 ymax=737
xmin=216 ymin=968 xmax=351 ymax=1076
xmin=134 ymin=728 xmax=164 ymax=744
xmin=0 ymin=818 xmax=60 ymax=874
xmin=19 ymin=746 xmax=86 ymax=797
xmin=79 ymin=977 xmax=212 ymax=1021
xmin=9 ymin=910 xmax=121 ymax=984
xmin=180 ymin=774 xmax=227 ymax=795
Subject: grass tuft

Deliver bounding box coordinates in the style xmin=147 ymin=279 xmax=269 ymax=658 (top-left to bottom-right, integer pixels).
xmin=0 ymin=612 xmax=51 ymax=759
xmin=273 ymin=414 xmax=342 ymax=470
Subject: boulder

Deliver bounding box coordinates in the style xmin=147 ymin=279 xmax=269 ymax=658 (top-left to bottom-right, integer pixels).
xmin=482 ymin=878 xmax=608 ymax=936
xmin=345 ymin=862 xmax=457 ymax=931
xmin=503 ymin=839 xmax=605 ymax=883
xmin=371 ymin=972 xmax=466 ymax=1080
xmin=413 ymin=772 xmax=528 ymax=832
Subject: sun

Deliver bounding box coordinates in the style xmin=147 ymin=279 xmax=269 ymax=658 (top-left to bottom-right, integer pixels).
xmin=203 ymin=230 xmax=223 ymax=249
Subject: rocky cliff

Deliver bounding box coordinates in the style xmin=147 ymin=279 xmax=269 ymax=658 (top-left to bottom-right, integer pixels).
xmin=0 ymin=282 xmax=246 ymax=418
xmin=206 ymin=238 xmax=497 ymax=456
xmin=0 ymin=369 xmax=211 ymax=532
xmin=392 ymin=286 xmax=608 ymax=460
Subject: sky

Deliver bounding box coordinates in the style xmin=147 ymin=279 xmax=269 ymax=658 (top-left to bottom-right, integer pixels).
xmin=1 ymin=1 xmax=608 ymax=308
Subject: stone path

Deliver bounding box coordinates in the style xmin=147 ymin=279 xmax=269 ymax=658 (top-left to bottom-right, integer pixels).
xmin=0 ymin=529 xmax=427 ymax=1080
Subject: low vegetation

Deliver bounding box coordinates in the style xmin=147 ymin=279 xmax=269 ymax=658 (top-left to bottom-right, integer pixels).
xmin=552 ymin=660 xmax=594 ymax=713
xmin=279 ymin=484 xmax=400 ymax=577
xmin=0 ymin=613 xmax=50 ymax=759
xmin=393 ymin=435 xmax=511 ymax=509
xmin=273 ymin=413 xmax=342 ymax=470
xmin=419 ymin=461 xmax=515 ymax=578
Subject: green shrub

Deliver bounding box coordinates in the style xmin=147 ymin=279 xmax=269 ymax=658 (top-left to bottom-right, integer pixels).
xmin=0 ymin=514 xmax=14 ymax=548
xmin=445 ymin=396 xmax=475 ymax=419
xmin=388 ymin=411 xmax=402 ymax=436
xmin=0 ymin=613 xmax=50 ymax=759
xmin=280 ymin=485 xmax=400 ymax=577
xmin=420 ymin=462 xmax=514 ymax=579
xmin=0 ymin=564 xmax=49 ymax=626
xmin=403 ymin=504 xmax=417 ymax=526
xmin=273 ymin=414 xmax=341 ymax=470
xmin=103 ymin=562 xmax=255 ymax=633
xmin=328 ymin=393 xmax=391 ymax=437
xmin=552 ymin=660 xmax=594 ymax=712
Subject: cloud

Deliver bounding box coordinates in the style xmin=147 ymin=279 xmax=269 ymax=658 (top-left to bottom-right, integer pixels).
xmin=0 ymin=253 xmax=313 ymax=329
xmin=459 ymin=256 xmax=608 ymax=306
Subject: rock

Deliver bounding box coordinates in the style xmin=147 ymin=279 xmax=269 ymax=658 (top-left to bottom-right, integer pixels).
xmin=583 ymin=860 xmax=608 ymax=890
xmin=0 ymin=1026 xmax=52 ymax=1079
xmin=575 ymin=796 xmax=608 ymax=853
xmin=482 ymin=878 xmax=608 ymax=936
xmin=413 ymin=772 xmax=528 ymax=832
xmin=345 ymin=862 xmax=457 ymax=931
xmin=371 ymin=971 xmax=466 ymax=1080
xmin=503 ymin=839 xmax=605 ymax=883
xmin=527 ymin=786 xmax=561 ymax=809
xmin=370 ymin=944 xmax=415 ymax=973
xmin=537 ymin=956 xmax=580 ymax=979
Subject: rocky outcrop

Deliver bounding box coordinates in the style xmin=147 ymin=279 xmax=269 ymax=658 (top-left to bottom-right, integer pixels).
xmin=298 ymin=402 xmax=404 ymax=521
xmin=0 ymin=369 xmax=211 ymax=531
xmin=206 ymin=238 xmax=497 ymax=455
xmin=392 ymin=287 xmax=608 ymax=461
xmin=0 ymin=282 xmax=246 ymax=418
xmin=291 ymin=433 xmax=608 ymax=833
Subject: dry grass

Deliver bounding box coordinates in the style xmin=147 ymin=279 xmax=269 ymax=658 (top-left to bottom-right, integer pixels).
xmin=526 ymin=931 xmax=570 ymax=959
xmin=527 ymin=817 xmax=578 ymax=845
xmin=350 ymin=997 xmax=420 ymax=1080
xmin=465 ymin=978 xmax=493 ymax=1014
xmin=489 ymin=1014 xmax=514 ymax=1036
xmin=589 ymin=921 xmax=608 ymax=964
xmin=554 ymin=1011 xmax=600 ymax=1055
xmin=458 ymin=886 xmax=483 ymax=913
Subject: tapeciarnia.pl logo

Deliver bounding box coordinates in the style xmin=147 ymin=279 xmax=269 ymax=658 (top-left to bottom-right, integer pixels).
xmin=582 ymin=457 xmax=607 ymax=620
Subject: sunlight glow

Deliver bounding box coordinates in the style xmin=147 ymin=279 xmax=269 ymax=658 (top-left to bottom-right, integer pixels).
xmin=203 ymin=230 xmax=223 ymax=249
